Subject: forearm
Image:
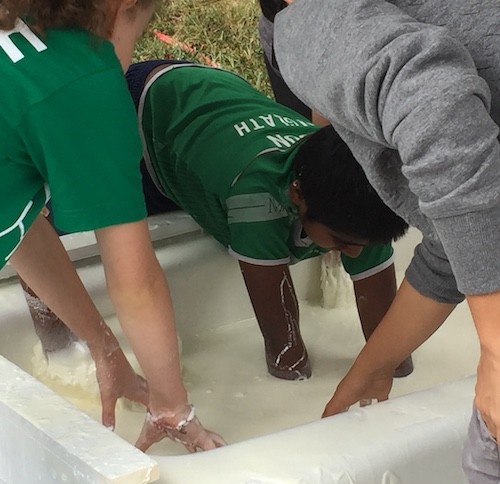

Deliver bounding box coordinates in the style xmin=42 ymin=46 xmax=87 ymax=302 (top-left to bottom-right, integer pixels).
xmin=20 ymin=277 xmax=77 ymax=352
xmin=96 ymin=222 xmax=187 ymax=414
xmin=354 ymin=277 xmax=455 ymax=373
xmin=239 ymin=261 xmax=299 ymax=348
xmin=239 ymin=260 xmax=310 ymax=378
xmin=467 ymin=292 xmax=500 ymax=358
xmin=243 ymin=266 xmax=298 ymax=327
xmin=109 ymin=265 xmax=185 ymax=411
xmin=10 ymin=215 xmax=114 ymax=355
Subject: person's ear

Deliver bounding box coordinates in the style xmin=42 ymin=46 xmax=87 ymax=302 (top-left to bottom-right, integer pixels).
xmin=106 ymin=0 xmax=138 ymax=37
xmin=120 ymin=0 xmax=139 ymax=11
xmin=117 ymin=0 xmax=140 ymax=18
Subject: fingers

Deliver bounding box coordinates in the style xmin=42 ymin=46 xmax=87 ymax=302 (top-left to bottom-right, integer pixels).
xmin=176 ymin=425 xmax=226 ymax=453
xmin=190 ymin=431 xmax=226 ymax=452
xmin=100 ymin=394 xmax=117 ymax=430
xmin=322 ymin=387 xmax=352 ymax=418
xmin=100 ymin=375 xmax=148 ymax=430
xmin=322 ymin=401 xmax=349 ymax=418
xmin=135 ymin=418 xmax=165 ymax=452
xmin=135 ymin=440 xmax=149 ymax=453
xmin=136 ymin=410 xmax=227 ymax=454
xmin=210 ymin=431 xmax=226 ymax=448
xmin=135 ymin=431 xmax=153 ymax=453
xmin=135 ymin=431 xmax=150 ymax=453
xmin=476 ymin=406 xmax=499 ymax=442
xmin=205 ymin=431 xmax=227 ymax=450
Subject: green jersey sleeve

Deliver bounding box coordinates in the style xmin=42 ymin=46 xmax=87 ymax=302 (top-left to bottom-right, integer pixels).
xmin=21 ymin=69 xmax=146 ymax=233
xmin=227 ymin=192 xmax=292 ymax=265
xmin=341 ymin=243 xmax=394 ymax=280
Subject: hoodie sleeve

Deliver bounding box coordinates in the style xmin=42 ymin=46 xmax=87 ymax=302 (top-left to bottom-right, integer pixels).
xmin=274 ymin=0 xmax=500 ymax=296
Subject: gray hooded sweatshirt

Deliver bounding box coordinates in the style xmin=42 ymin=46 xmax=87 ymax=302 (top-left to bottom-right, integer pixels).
xmin=274 ymin=0 xmax=500 ymax=303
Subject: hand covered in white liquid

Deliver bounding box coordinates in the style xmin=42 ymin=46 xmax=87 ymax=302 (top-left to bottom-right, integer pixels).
xmin=322 ymin=362 xmax=393 ymax=418
xmin=88 ymin=321 xmax=149 ymax=429
xmin=135 ymin=404 xmax=226 ymax=453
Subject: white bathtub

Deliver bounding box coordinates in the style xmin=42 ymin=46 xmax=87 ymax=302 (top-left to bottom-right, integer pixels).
xmin=0 ymin=215 xmax=478 ymax=483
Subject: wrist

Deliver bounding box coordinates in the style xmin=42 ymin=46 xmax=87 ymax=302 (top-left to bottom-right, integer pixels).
xmin=468 ymin=292 xmax=500 ymax=354
xmin=148 ymin=403 xmax=195 ymax=431
xmin=86 ymin=319 xmax=120 ymax=360
xmin=354 ymin=345 xmax=401 ymax=377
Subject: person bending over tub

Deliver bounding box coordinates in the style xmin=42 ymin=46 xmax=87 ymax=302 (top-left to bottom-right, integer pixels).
xmin=272 ymin=0 xmax=500 ymax=481
xmin=24 ymin=59 xmax=410 ymax=383
xmin=127 ymin=60 xmax=413 ymax=381
xmin=257 ymin=0 xmax=413 ymax=379
xmin=0 ymin=0 xmax=223 ymax=454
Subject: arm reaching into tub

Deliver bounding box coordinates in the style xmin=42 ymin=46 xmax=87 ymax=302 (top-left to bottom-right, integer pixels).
xmin=12 ymin=215 xmax=224 ymax=451
xmin=322 ymin=278 xmax=455 ymax=416
xmin=10 ymin=214 xmax=149 ymax=429
xmin=95 ymin=220 xmax=225 ymax=451
xmin=239 ymin=261 xmax=311 ymax=380
xmin=239 ymin=257 xmax=411 ymax=381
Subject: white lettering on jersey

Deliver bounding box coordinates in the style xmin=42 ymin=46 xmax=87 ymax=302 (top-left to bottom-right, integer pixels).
xmin=0 ymin=19 xmax=47 ymax=63
xmin=249 ymin=118 xmax=265 ymax=130
xmin=266 ymin=133 xmax=307 ymax=149
xmin=234 ymin=121 xmax=251 ymax=137
xmin=44 ymin=183 xmax=51 ymax=203
xmin=259 ymin=115 xmax=276 ymax=127
xmin=233 ymin=114 xmax=314 ymax=138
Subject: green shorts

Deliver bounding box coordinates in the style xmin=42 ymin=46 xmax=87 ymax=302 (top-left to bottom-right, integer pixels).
xmin=341 ymin=243 xmax=394 ymax=281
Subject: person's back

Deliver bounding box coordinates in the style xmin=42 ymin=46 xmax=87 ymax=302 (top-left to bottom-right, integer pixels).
xmin=0 ymin=20 xmax=143 ymax=264
xmin=133 ymin=62 xmax=321 ymax=262
xmin=273 ymin=1 xmax=500 ymax=480
xmin=274 ymin=0 xmax=500 ymax=299
xmin=390 ymin=0 xmax=500 ymax=125
xmin=127 ymin=60 xmax=411 ymax=380
xmin=1 ymin=0 xmax=224 ymax=453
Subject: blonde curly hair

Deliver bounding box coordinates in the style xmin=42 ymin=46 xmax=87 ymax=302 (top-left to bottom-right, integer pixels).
xmin=0 ymin=0 xmax=155 ymax=37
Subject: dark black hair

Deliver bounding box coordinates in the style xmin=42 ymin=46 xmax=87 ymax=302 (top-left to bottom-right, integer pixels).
xmin=293 ymin=125 xmax=408 ymax=244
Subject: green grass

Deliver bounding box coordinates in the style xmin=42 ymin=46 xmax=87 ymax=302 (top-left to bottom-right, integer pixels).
xmin=134 ymin=0 xmax=271 ymax=95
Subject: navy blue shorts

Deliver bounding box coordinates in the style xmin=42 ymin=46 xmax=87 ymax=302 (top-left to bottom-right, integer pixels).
xmin=127 ymin=60 xmax=191 ymax=215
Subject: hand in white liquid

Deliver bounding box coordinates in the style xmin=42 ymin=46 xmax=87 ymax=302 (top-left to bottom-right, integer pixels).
xmin=322 ymin=363 xmax=393 ymax=418
xmin=89 ymin=323 xmax=149 ymax=429
xmin=135 ymin=404 xmax=226 ymax=453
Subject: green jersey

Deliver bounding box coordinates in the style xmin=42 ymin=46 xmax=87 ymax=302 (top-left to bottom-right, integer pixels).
xmin=137 ymin=63 xmax=392 ymax=276
xmin=0 ymin=20 xmax=146 ymax=268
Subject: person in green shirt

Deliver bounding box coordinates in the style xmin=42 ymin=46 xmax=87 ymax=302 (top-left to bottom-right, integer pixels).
xmin=27 ymin=59 xmax=411 ymax=384
xmin=0 ymin=1 xmax=222 ymax=453
xmin=127 ymin=60 xmax=412 ymax=381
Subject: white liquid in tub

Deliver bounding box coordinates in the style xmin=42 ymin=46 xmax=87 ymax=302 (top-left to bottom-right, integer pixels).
xmin=31 ymin=298 xmax=478 ymax=457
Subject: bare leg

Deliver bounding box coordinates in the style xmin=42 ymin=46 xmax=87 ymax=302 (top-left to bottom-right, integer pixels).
xmin=19 ymin=277 xmax=78 ymax=353
xmin=353 ymin=264 xmax=414 ymax=377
